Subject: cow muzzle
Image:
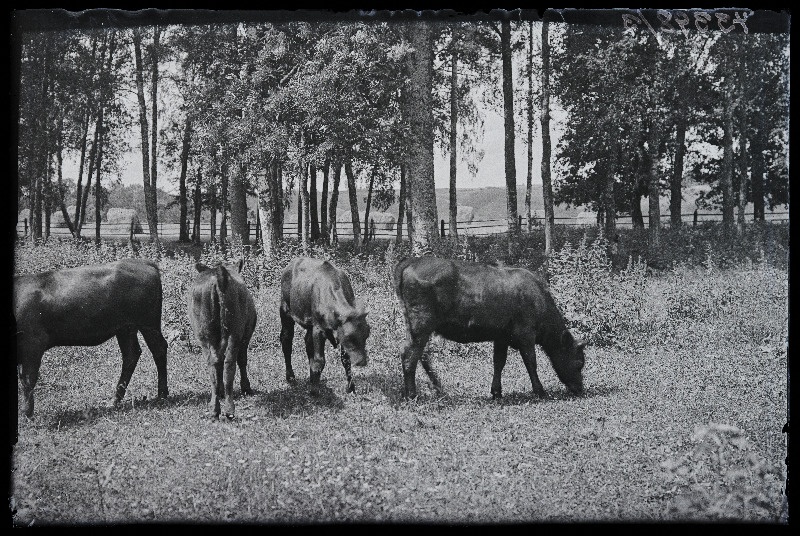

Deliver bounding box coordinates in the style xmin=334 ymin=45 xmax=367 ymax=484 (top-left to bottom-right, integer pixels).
xmin=351 ymin=351 xmax=368 ymax=367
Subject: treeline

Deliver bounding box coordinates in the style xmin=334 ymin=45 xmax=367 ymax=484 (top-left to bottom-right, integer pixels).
xmin=15 ymin=10 xmax=789 ymax=255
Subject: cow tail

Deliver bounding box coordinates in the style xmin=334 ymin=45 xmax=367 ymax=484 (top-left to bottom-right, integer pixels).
xmin=392 ymin=257 xmax=409 ymax=298
xmin=215 ymin=265 xmax=230 ymax=339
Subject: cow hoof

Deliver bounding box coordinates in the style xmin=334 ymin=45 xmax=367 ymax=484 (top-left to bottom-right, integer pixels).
xmin=242 ymin=387 xmax=255 ymax=396
xmin=346 ymin=385 xmax=356 ymax=394
xmin=223 ymin=413 xmax=236 ymax=421
xmin=491 ymin=392 xmax=502 ymax=400
xmin=286 ymin=376 xmax=297 ymax=385
xmin=205 ymin=412 xmax=220 ymax=421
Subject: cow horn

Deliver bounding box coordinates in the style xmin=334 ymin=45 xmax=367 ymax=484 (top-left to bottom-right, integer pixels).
xmin=195 ymin=262 xmax=210 ymax=273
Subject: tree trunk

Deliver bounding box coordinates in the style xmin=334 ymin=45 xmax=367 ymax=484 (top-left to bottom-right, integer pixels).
xmin=448 ymin=45 xmax=458 ymax=239
xmin=328 ymin=157 xmax=342 ymax=244
xmin=751 ymin=111 xmax=766 ymax=221
xmin=647 ymin=119 xmax=662 ymax=249
xmin=132 ymin=28 xmax=159 ymax=243
xmin=55 ymin=119 xmax=76 ymax=236
xmin=230 ymin=163 xmax=249 ymax=244
xmin=44 ymin=152 xmax=52 ymax=239
xmin=210 ymin=178 xmax=217 ymax=240
xmin=363 ymin=161 xmax=377 ymax=242
xmin=540 ymin=20 xmax=554 ymax=255
xmin=193 ymin=168 xmax=202 ymax=244
xmin=501 ymin=19 xmax=518 ymax=239
xmin=310 ymin=163 xmax=320 ymax=241
xmin=737 ymin=53 xmax=748 ymax=235
xmin=526 ymin=19 xmax=534 ymax=233
xmin=406 ymin=21 xmax=438 ymax=254
xmin=78 ymin=118 xmax=100 ymax=234
xmin=300 ymin=160 xmax=310 ymax=250
xmin=344 ymin=157 xmax=361 ymax=248
xmin=220 ymin=161 xmax=229 ymax=244
xmin=721 ymin=75 xmax=735 ymax=236
xmin=179 ymin=116 xmax=192 ymax=242
xmin=256 ymin=158 xmax=278 ymax=258
xmin=670 ymin=116 xmax=687 ymax=228
xmin=604 ymin=140 xmax=618 ymax=248
xmin=74 ymin=36 xmax=98 ymax=230
xmin=397 ymin=163 xmax=406 ymax=242
xmin=94 ymin=107 xmax=104 ymax=242
xmin=149 ymin=27 xmax=161 ymax=243
xmin=274 ymin=161 xmax=284 ymax=241
xmin=320 ymin=157 xmax=329 ymax=241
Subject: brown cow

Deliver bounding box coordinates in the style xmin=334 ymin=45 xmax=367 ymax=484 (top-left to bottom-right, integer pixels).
xmin=188 ymin=259 xmax=257 ymax=420
xmin=14 ymin=258 xmax=169 ymax=418
xmin=393 ymin=256 xmax=587 ymax=399
xmin=280 ymin=257 xmax=370 ymax=394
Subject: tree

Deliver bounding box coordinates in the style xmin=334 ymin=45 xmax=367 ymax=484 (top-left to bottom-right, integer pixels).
xmin=406 ymin=20 xmax=439 ymax=254
xmin=132 ymin=26 xmax=161 ymax=243
xmin=540 ymin=18 xmax=554 ymax=255
xmin=500 ymin=17 xmax=519 ymax=238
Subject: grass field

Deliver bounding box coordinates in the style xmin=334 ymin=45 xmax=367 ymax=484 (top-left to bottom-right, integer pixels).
xmin=10 ymin=229 xmax=789 ymax=524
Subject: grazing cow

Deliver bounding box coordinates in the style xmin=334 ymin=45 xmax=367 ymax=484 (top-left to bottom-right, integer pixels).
xmin=280 ymin=257 xmax=370 ymax=393
xmin=188 ymin=259 xmax=257 ymax=419
xmin=14 ymin=258 xmax=169 ymax=418
xmin=393 ymin=256 xmax=587 ymax=399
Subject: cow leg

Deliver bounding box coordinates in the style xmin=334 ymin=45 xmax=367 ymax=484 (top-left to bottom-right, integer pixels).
xmin=221 ymin=342 xmax=238 ymax=419
xmin=17 ymin=345 xmax=44 ymax=419
xmin=340 ymin=347 xmax=355 ymax=394
xmin=204 ymin=346 xmax=223 ymax=419
xmin=419 ymin=353 xmax=442 ymax=394
xmin=113 ymin=329 xmax=143 ymax=405
xmin=306 ymin=328 xmax=326 ymax=394
xmin=519 ymin=344 xmax=548 ymax=399
xmin=140 ymin=327 xmax=169 ymax=399
xmin=399 ymin=332 xmax=431 ymax=399
xmin=237 ymin=344 xmax=254 ymax=396
xmin=280 ymin=309 xmax=297 ymax=384
xmin=491 ymin=342 xmax=508 ymax=399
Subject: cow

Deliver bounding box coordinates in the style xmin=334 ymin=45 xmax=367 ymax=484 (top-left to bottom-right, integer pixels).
xmin=14 ymin=258 xmax=169 ymax=418
xmin=188 ymin=259 xmax=257 ymax=420
xmin=393 ymin=256 xmax=587 ymax=399
xmin=280 ymin=257 xmax=370 ymax=394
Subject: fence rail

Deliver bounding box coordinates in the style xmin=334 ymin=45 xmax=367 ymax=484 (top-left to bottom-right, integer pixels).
xmin=15 ymin=211 xmax=790 ymax=242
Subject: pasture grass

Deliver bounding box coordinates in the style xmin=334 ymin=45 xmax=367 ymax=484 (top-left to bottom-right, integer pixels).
xmin=10 ymin=229 xmax=789 ymax=524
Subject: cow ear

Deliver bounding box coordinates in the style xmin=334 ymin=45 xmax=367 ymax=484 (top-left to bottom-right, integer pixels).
xmin=577 ymin=340 xmax=588 ymax=351
xmin=195 ymin=263 xmax=210 ymax=273
xmin=560 ymin=330 xmax=573 ymax=348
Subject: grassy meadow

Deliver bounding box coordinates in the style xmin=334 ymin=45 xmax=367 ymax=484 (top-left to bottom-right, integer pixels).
xmin=10 ymin=225 xmax=789 ymax=524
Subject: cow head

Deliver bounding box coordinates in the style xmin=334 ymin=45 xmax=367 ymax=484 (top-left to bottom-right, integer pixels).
xmin=553 ymin=330 xmax=587 ymax=395
xmin=336 ymin=305 xmax=371 ymax=367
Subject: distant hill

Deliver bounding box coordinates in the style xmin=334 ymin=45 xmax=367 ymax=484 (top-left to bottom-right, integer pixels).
xmin=282 ymin=186 xmax=582 ymax=224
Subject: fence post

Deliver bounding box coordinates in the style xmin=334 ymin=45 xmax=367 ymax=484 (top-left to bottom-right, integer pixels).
xmin=440 ymin=219 xmax=445 ymax=237
xmin=24 ymin=218 xmax=28 ymax=236
xmin=518 ymin=214 xmax=522 ymax=232
xmin=693 ymin=209 xmax=698 ymax=227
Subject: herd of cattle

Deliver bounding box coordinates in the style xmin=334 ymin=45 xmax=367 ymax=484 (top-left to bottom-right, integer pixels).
xmin=13 ymin=255 xmax=588 ymax=419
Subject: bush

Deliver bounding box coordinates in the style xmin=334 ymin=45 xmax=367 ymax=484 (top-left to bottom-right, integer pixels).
xmin=661 ymin=423 xmax=787 ymax=521
xmin=548 ymin=232 xmax=647 ymax=347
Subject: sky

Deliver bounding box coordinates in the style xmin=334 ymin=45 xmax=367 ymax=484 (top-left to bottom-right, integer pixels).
xmin=70 ymin=106 xmax=550 ymax=196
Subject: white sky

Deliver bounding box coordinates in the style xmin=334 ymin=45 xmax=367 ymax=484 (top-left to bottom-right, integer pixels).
xmin=67 ymin=106 xmax=551 ymax=195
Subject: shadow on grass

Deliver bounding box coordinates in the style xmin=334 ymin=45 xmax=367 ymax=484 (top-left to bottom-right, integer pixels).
xmin=372 ymin=381 xmax=620 ymax=410
xmin=251 ymin=379 xmax=346 ymax=417
xmin=40 ymin=390 xmax=207 ymax=431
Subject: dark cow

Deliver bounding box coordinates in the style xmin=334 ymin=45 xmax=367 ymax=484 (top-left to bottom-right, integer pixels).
xmin=280 ymin=257 xmax=370 ymax=394
xmin=188 ymin=259 xmax=257 ymax=420
xmin=393 ymin=256 xmax=587 ymax=399
xmin=14 ymin=258 xmax=169 ymax=418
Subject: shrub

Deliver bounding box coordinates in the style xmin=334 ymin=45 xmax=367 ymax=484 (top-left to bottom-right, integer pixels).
xmin=661 ymin=423 xmax=786 ymax=521
xmin=548 ymin=232 xmax=647 ymax=347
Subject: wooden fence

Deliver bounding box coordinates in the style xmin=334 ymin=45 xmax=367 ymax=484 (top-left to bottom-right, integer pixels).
xmin=15 ymin=211 xmax=790 ymax=242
